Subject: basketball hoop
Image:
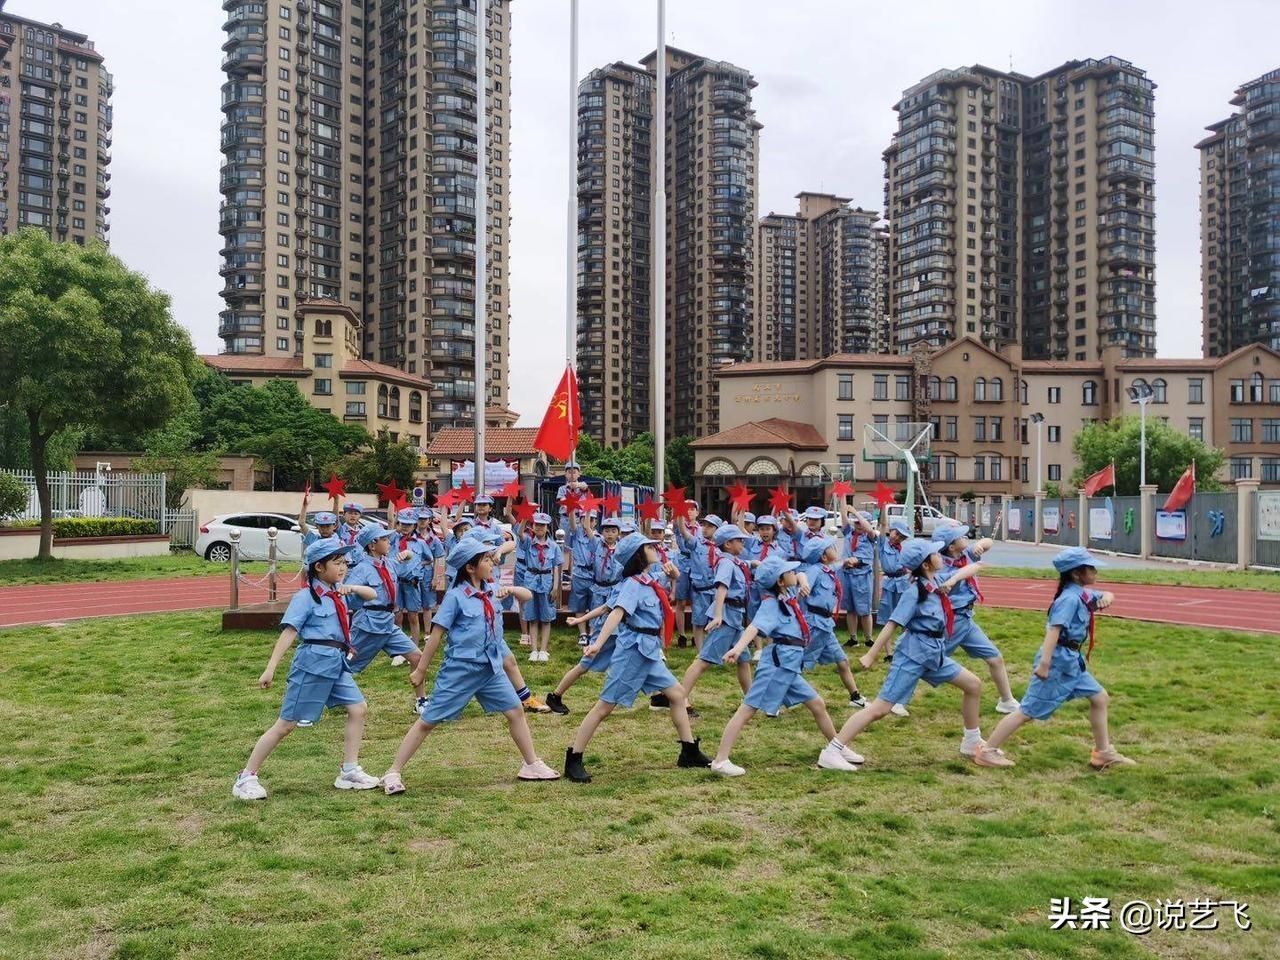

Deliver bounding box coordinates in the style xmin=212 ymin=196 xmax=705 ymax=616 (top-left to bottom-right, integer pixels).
xmin=862 ymin=422 xmax=933 ymax=520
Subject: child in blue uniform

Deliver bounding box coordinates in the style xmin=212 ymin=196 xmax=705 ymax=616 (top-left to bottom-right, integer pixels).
xmin=647 ymin=520 xmax=676 ymax=596
xmin=678 ymin=523 xmax=754 ymax=708
xmin=799 ymin=536 xmax=867 ymax=708
xmin=974 ymin=547 xmax=1134 ymax=770
xmin=337 ymin=502 xmax=365 ymax=546
xmin=708 ymin=555 xmax=860 ymax=776
xmin=566 ymin=508 xmax=596 ymax=646
xmin=675 ymin=512 xmax=724 ymax=654
xmin=414 ymin=508 xmax=446 ymax=628
xmin=233 ymin=537 xmax=381 ymax=800
xmin=519 ymin=511 xmax=563 ymax=663
xmin=298 ymin=487 xmax=339 ymax=547
xmin=509 ymin=506 xmax=532 ymax=649
xmin=442 ymin=515 xmax=474 ymax=582
xmin=839 ymin=500 xmax=878 ymax=648
xmin=745 ymin=515 xmax=789 ymax=659
xmin=822 ymin=539 xmax=987 ymax=768
xmin=933 ymin=524 xmax=1020 ymax=714
xmin=563 ymin=532 xmax=712 ymax=782
xmin=345 ymin=525 xmax=429 ymax=710
xmin=876 ymin=518 xmax=911 ymax=628
xmin=391 ymin=508 xmax=427 ymax=648
xmin=671 ymin=503 xmax=699 ymax=646
xmin=381 ymin=539 xmax=560 ymax=794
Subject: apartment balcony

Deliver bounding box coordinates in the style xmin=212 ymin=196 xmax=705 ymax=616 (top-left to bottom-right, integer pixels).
xmin=1099 ymin=157 xmax=1154 ymax=183
xmin=218 ymin=311 xmax=265 ymax=337
xmin=222 ymin=42 xmax=266 ymax=73
xmin=220 ymin=122 xmax=265 ymax=150
xmin=222 ymin=2 xmax=266 ymax=31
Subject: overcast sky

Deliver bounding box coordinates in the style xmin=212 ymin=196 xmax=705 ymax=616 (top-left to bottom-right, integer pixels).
xmin=23 ymin=0 xmax=1279 ymax=425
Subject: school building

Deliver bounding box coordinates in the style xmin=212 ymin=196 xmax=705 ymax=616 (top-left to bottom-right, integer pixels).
xmin=690 ymin=335 xmax=1280 ymax=506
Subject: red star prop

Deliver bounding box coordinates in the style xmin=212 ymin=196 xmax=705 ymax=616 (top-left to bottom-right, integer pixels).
xmin=767 ymin=485 xmax=793 ymax=516
xmin=390 ymin=494 xmax=410 ymax=514
xmin=829 ymin=479 xmax=855 ymax=500
xmin=376 ymin=480 xmax=406 ymax=506
xmin=513 ymin=499 xmax=538 ymax=524
xmin=578 ymin=493 xmax=604 ymax=514
xmin=872 ymin=482 xmax=897 ymax=510
xmin=497 ymin=479 xmax=522 ymax=501
xmin=601 ymin=494 xmax=622 ymax=516
xmin=559 ymin=490 xmax=585 ymax=514
xmin=454 ymin=482 xmax=477 ymax=505
xmin=726 ymin=481 xmax=754 ymax=514
xmin=321 ymin=473 xmax=347 ymax=500
xmin=434 ymin=489 xmax=458 ymax=509
xmin=661 ymin=484 xmax=686 ymax=510
xmin=637 ymin=497 xmax=663 ymax=522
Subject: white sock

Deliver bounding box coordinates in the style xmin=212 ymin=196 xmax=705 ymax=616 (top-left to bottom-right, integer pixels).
xmin=962 ymin=727 xmax=982 ymax=743
xmin=828 ymin=737 xmax=845 ymax=751
xmin=341 ymin=761 xmax=359 ymax=773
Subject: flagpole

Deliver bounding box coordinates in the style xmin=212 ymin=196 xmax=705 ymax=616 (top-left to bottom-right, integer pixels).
xmin=473 ymin=0 xmax=488 ymax=494
xmin=566 ymin=0 xmax=578 ymax=372
xmin=652 ymin=0 xmax=667 ymax=495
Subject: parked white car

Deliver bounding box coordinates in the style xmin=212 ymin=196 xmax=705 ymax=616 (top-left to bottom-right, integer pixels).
xmin=196 ymin=511 xmax=386 ymax=563
xmin=883 ymin=502 xmax=958 ymax=537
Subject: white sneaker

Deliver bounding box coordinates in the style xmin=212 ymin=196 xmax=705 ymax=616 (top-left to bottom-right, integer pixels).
xmin=390 ymin=655 xmax=408 ymax=667
xmin=334 ymin=766 xmax=381 ymax=790
xmin=710 ymin=758 xmax=746 ymax=777
xmin=540 ymin=650 xmax=551 ymax=662
xmin=232 ymin=773 xmax=267 ymax=800
xmin=817 ymin=745 xmax=858 ymax=772
xmin=890 ymin=702 xmax=910 ymax=717
xmin=751 ymin=649 xmax=762 ymax=662
xmin=415 ymin=696 xmax=430 ymax=714
xmin=959 ymin=737 xmax=985 ymax=758
xmin=840 ymin=745 xmax=865 ymax=765
xmin=996 ymin=697 xmax=1020 ymax=714
xmin=578 ymin=635 xmax=589 ymax=647
xmin=848 ymin=694 xmax=867 ymax=709
xmin=528 ymin=650 xmax=539 ymax=663
xmin=517 ymin=758 xmax=561 ymax=780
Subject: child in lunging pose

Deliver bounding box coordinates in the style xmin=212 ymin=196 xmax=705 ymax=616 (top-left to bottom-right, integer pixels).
xmin=798 ymin=537 xmax=867 ymax=708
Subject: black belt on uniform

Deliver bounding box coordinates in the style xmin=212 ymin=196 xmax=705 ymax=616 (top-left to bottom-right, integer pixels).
xmin=724 ymin=597 xmax=746 ymax=609
xmin=630 ymin=624 xmax=662 ymax=636
xmin=694 ymin=584 xmax=714 ymax=593
xmin=595 ymin=579 xmax=618 ymax=587
xmin=920 ymin=628 xmax=944 ymax=639
xmin=806 ymin=603 xmax=835 ymax=617
xmin=300 ymin=638 xmax=347 ymax=650
xmin=362 ymin=603 xmax=394 ymax=612
xmin=1060 ymin=637 xmax=1083 ymax=651
xmin=527 ymin=567 xmax=554 ymax=574
xmin=397 ymin=577 xmax=421 ymax=584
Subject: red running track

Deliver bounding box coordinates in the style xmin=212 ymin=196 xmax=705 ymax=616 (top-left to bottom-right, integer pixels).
xmin=0 ymin=571 xmax=1277 ymax=634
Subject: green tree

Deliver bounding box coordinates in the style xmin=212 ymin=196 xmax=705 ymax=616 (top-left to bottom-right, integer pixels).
xmin=665 ymin=435 xmax=695 ymax=490
xmin=0 ymin=230 xmax=197 ymax=558
xmin=337 ymin=429 xmax=419 ymax=498
xmin=1071 ymin=415 xmax=1224 ymax=495
xmin=0 ymin=471 xmax=27 ymax=521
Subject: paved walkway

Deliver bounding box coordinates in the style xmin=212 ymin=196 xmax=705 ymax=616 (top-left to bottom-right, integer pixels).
xmin=2 ymin=570 xmax=1278 ymax=634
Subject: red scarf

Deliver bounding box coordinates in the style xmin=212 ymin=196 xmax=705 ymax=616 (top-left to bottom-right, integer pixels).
xmin=705 ymin=538 xmax=718 ymax=572
xmin=639 ymin=575 xmax=675 ymax=647
xmin=732 ymin=556 xmax=752 ymax=589
xmin=656 ymin=545 xmax=669 ymax=565
xmin=951 ymin=555 xmax=985 ymax=603
xmin=759 ymin=541 xmax=772 ymax=561
xmin=924 ymin=580 xmax=955 ymax=636
xmin=598 ymin=542 xmax=615 ymax=577
xmin=848 ymin=529 xmax=860 ymax=551
xmin=824 ymin=564 xmax=843 ymax=615
xmin=345 ymin=525 xmax=359 ymax=545
xmin=1083 ymin=589 xmax=1098 ymax=662
xmin=782 ymin=596 xmax=812 ymax=644
xmin=373 ymin=559 xmax=396 ymax=603
xmin=322 ymin=589 xmax=353 ymax=653
xmin=534 ymin=539 xmax=548 ymax=567
xmin=465 ymin=585 xmax=497 ymax=641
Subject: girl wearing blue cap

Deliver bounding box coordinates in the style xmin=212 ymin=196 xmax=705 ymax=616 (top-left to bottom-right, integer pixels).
xmin=298 ymin=488 xmax=339 ymax=548
xmin=822 ymin=538 xmax=988 ymax=767
xmin=973 ymin=547 xmax=1134 ymax=770
xmin=381 ymin=539 xmax=561 ymax=793
xmin=345 ymin=524 xmax=429 ymax=711
xmin=671 ymin=504 xmax=699 ymax=646
xmin=709 ymin=554 xmax=861 ymax=776
xmin=392 ymin=508 xmax=427 ymax=647
xmin=233 ymin=537 xmax=381 ymax=800
xmin=564 ymin=533 xmax=712 ymax=782
xmin=934 ymin=524 xmax=1020 ymax=715
xmin=565 ymin=507 xmax=597 ymax=647
xmin=838 ymin=498 xmax=879 ymax=649
xmin=413 ymin=509 xmax=446 ymax=628
xmin=338 ymin=503 xmax=365 ymax=546
xmin=675 ymin=512 xmax=725 ymax=654
xmin=876 ymin=519 xmax=912 ymax=635
xmin=517 ymin=512 xmax=563 ymax=663
xmin=798 ymin=537 xmax=866 ymax=708
xmin=678 ymin=524 xmax=755 ymax=710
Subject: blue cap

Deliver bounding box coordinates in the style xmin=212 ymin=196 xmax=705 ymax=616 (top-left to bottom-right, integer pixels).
xmin=357 ymin=524 xmax=392 ymax=548
xmin=474 ymin=495 xmax=494 ymax=506
xmin=313 ymin=511 xmax=338 ymax=526
xmin=742 ymin=512 xmax=757 ymax=524
xmin=755 ymin=515 xmax=777 ymax=528
xmin=614 ymin=531 xmax=657 ymax=569
xmin=650 ymin=519 xmax=667 ymax=531
xmin=713 ymin=523 xmax=747 ymax=546
xmin=303 ymin=536 xmax=358 ymax=567
xmin=601 ymin=516 xmax=622 ymax=530
xmin=898 ymin=538 xmax=944 ymax=572
xmin=618 ymin=518 xmax=638 ymax=535
xmin=859 ymin=510 xmax=874 ymax=521
xmin=889 ymin=518 xmax=912 ymax=538
xmin=465 ymin=526 xmax=504 ymax=547
xmin=1053 ymin=546 xmax=1106 ymax=574
xmin=532 ymin=512 xmax=552 ymax=525
xmin=755 ymin=555 xmax=801 ymax=590
xmin=565 ymin=456 xmax=581 ymax=469
xmin=447 ymin=538 xmax=494 ymax=571
xmin=460 ymin=513 xmax=475 ymax=522
xmin=396 ymin=508 xmax=417 ymax=524
xmin=342 ymin=502 xmax=364 ymax=514
xmin=416 ymin=508 xmax=433 ymax=521
xmin=701 ymin=514 xmax=724 ymax=529
xmin=803 ymin=505 xmax=826 ymax=521
xmin=800 ymin=536 xmax=837 ymax=564
xmin=933 ymin=524 xmax=969 ymax=548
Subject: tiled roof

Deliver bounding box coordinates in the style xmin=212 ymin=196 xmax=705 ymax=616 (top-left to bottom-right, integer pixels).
xmin=691 ymin=417 xmax=827 ymax=451
xmin=340 ymin=357 xmax=431 ymax=389
xmin=202 ymin=354 xmax=307 ymax=375
xmin=426 ymin=427 xmax=545 ymax=458
xmin=719 ymin=353 xmax=914 ymax=376
xmin=1022 ymin=360 xmax=1105 ymax=372
xmin=1115 ymin=358 xmax=1217 ymax=371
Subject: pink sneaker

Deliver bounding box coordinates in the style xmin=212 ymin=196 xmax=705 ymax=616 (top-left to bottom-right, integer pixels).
xmin=382 ymin=770 xmax=406 ymax=795
xmin=973 ymin=745 xmax=1015 ymax=768
xmin=1090 ymin=747 xmax=1136 ymax=770
xmin=518 ymin=759 xmax=560 ymax=781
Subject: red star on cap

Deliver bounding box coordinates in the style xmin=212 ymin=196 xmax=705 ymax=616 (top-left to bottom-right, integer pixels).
xmin=872 ymin=482 xmax=897 ymax=509
xmin=454 ymin=482 xmax=477 ymax=505
xmin=726 ymin=481 xmax=754 ymax=514
xmin=829 ymin=479 xmax=855 ymax=500
xmin=376 ymin=480 xmax=406 ymax=506
xmin=601 ymin=494 xmax=622 ymax=516
xmin=513 ymin=499 xmax=538 ymax=524
xmin=767 ymin=485 xmax=792 ymax=516
xmin=497 ymin=479 xmax=522 ymax=501
xmin=661 ymin=484 xmax=686 ymax=510
xmin=637 ymin=497 xmax=663 ymax=522
xmin=321 ymin=473 xmax=347 ymax=500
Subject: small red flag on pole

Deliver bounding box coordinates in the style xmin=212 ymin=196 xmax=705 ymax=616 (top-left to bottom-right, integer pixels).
xmin=1162 ymin=461 xmax=1196 ymax=513
xmin=534 ymin=364 xmax=582 ymax=463
xmin=1081 ymin=463 xmax=1116 ymax=498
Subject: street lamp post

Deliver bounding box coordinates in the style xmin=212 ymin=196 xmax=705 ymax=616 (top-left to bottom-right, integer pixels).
xmin=1030 ymin=413 xmax=1045 ymax=494
xmin=1127 ymin=383 xmax=1154 ymax=489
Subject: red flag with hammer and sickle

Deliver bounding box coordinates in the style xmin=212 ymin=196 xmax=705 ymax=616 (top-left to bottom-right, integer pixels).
xmin=534 ymin=364 xmax=582 ymax=462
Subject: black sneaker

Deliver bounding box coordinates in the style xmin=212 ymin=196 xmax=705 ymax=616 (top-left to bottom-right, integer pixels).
xmin=677 ymin=738 xmax=712 ymax=768
xmin=864 ymin=639 xmax=875 ymax=647
xmin=848 ymin=693 xmax=867 ymax=709
xmin=564 ymin=747 xmax=591 ymax=783
xmin=676 ymin=634 xmax=689 ymax=648
xmin=883 ymin=653 xmax=894 ymax=663
xmin=546 ymin=692 xmax=570 ymax=715
xmin=649 ymin=693 xmax=671 ymax=711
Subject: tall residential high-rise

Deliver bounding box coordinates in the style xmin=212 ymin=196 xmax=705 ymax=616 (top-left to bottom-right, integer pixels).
xmin=576 ymin=46 xmax=758 ymax=446
xmin=869 ymin=219 xmax=892 ymax=353
xmin=884 ymin=57 xmax=1156 ymax=362
xmin=754 ymin=192 xmax=885 ymax=361
xmin=0 ymin=6 xmax=112 ymax=243
xmin=219 ymin=0 xmax=510 ymax=434
xmin=1198 ymin=68 xmax=1280 ymax=357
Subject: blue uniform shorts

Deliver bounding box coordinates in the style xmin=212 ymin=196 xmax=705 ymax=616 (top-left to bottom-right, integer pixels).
xmin=878 ymin=576 xmax=908 ymax=624
xmin=945 ymin=611 xmax=1002 ymax=661
xmin=842 ymin=569 xmax=873 ymax=616
xmin=577 ymin=635 xmax=617 ymax=673
xmin=397 ymin=579 xmax=424 ymax=613
xmin=801 ymin=623 xmax=847 ymax=669
xmin=279 ymin=658 xmax=364 ymax=725
xmin=876 ymin=648 xmax=963 ymax=705
xmin=418 ymin=579 xmax=438 ymax=610
xmin=420 ymin=656 xmax=521 ymax=723
xmin=1019 ymin=648 xmax=1105 ymax=720
xmin=692 ymin=586 xmax=715 ymax=627
xmin=346 ymin=626 xmax=418 ymax=673
xmin=698 ymin=619 xmax=750 ymax=665
xmin=568 ymin=578 xmax=594 ymax=614
xmin=744 ymin=644 xmax=818 ymax=714
xmin=523 ymin=591 xmax=557 ymax=623
xmin=674 ymin=571 xmax=692 ymax=602
xmin=600 ymin=645 xmax=678 ymax=707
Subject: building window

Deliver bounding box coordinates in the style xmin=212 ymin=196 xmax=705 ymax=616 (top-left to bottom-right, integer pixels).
xmin=276 ymin=337 xmax=289 ymax=351
xmin=927 ymin=376 xmax=941 ymax=400
xmin=1019 ymin=379 xmax=1028 ymax=405
xmin=346 ymin=381 xmax=366 ymax=395
xmin=314 ymin=379 xmax=332 ymax=395
xmin=873 ymin=374 xmax=888 ymax=401
xmin=1230 ymin=456 xmax=1253 ymax=480
xmin=990 ymin=457 xmax=1002 ymax=481
xmin=1264 ymin=419 xmax=1280 ymax=444
xmin=1251 ymin=372 xmax=1265 ymax=403
xmin=874 ymin=461 xmax=888 ymax=481
xmin=1082 ymin=381 xmax=1097 ymax=406
xmin=1188 ymin=378 xmax=1203 ymax=404
xmin=944 ymin=377 xmax=958 ymax=401
xmin=1151 ymin=378 xmax=1166 ymax=404
xmin=837 ymin=374 xmax=853 ymax=401
xmin=1231 ymin=418 xmax=1253 ymax=443
xmin=314 ymin=353 xmax=332 ymax=368
xmin=1270 ymin=381 xmax=1280 ymax=404
xmin=837 ymin=414 xmax=854 ymax=441
xmin=1048 ymin=386 xmax=1061 ymax=404
xmin=974 ymin=457 xmax=986 ymax=481
xmin=990 ymin=417 xmax=1003 ymax=442
xmin=973 ymin=417 xmax=986 ymax=442
xmin=895 ymin=375 xmax=911 ymax=401
xmin=345 ymin=401 xmax=366 ymax=418
xmin=1048 ymin=425 xmax=1061 ymax=443
xmin=1230 ymin=379 xmax=1244 ymax=403
xmin=990 ymin=377 xmax=1004 ymax=401
xmin=1188 ymin=418 xmax=1204 ymax=442
xmin=974 ymin=377 xmax=986 ymax=402
xmin=1263 ymin=458 xmax=1280 ymax=483
xmin=1048 ymin=464 xmax=1062 ymax=482
xmin=944 ymin=417 xmax=958 ymax=442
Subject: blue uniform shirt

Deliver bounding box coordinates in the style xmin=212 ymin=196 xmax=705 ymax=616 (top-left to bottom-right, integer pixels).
xmin=843 ymin=522 xmax=877 ymax=570
xmin=569 ymin=528 xmax=596 ymax=582
xmin=592 ymin=538 xmax=621 ymax=587
xmin=1048 ymin=582 xmax=1099 ymax=644
xmin=522 ymin=534 xmax=562 ymax=593
xmin=711 ymin=554 xmax=750 ymax=626
xmin=879 ymin=538 xmax=906 ymax=577
xmin=611 ymin=575 xmax=666 ymax=658
xmin=280 ymin=586 xmax=350 ymax=678
xmin=941 ymin=546 xmax=983 ymax=611
xmin=336 ymin=522 xmax=361 ymax=547
xmin=751 ymin=592 xmax=808 ymax=644
xmin=800 ymin=562 xmax=841 ymax=623
xmin=345 ymin=556 xmax=399 ymax=632
xmin=434 ymin=582 xmax=506 ymax=669
xmin=648 ymin=542 xmax=675 ymax=591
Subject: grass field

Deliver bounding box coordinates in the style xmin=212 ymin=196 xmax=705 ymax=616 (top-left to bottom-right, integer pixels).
xmin=3 ymin=608 xmax=1277 ymax=960
xmin=985 ymin=565 xmax=1280 ymax=593
xmin=0 ymin=552 xmax=270 ymax=586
